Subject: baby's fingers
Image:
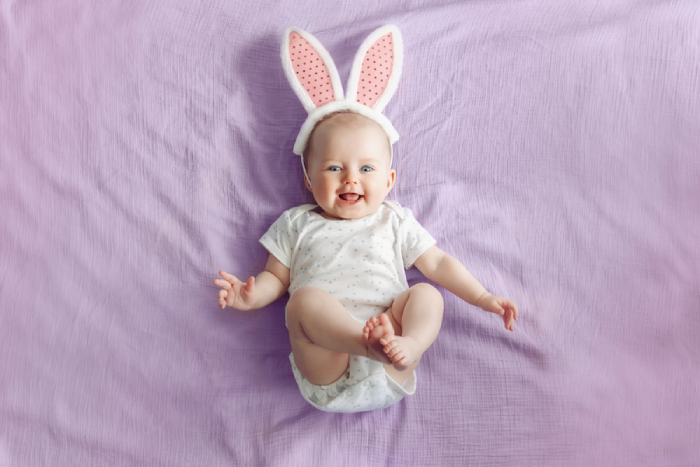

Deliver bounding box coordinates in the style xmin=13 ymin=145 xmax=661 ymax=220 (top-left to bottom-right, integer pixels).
xmin=214 ymin=279 xmax=232 ymax=290
xmin=500 ymin=298 xmax=518 ymax=321
xmin=504 ymin=308 xmax=516 ymax=331
xmin=239 ymin=277 xmax=256 ymax=304
xmin=504 ymin=303 xmax=518 ymax=324
xmin=218 ymin=289 xmax=229 ymax=309
xmin=244 ymin=276 xmax=255 ymax=293
xmin=490 ymin=302 xmax=505 ymax=316
xmin=219 ymin=271 xmax=242 ymax=285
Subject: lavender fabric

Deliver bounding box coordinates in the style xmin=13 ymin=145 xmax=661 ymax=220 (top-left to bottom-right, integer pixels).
xmin=2 ymin=1 xmax=699 ymax=465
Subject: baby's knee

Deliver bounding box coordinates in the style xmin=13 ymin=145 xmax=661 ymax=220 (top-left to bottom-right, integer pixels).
xmin=288 ymin=286 xmax=313 ymax=308
xmin=287 ymin=287 xmax=321 ymax=320
xmin=410 ymin=283 xmax=444 ymax=306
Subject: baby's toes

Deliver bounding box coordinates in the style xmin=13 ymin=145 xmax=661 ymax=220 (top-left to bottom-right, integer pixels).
xmin=379 ymin=333 xmax=395 ymax=346
xmin=389 ymin=349 xmax=405 ymax=364
xmin=378 ymin=313 xmax=391 ymax=327
xmin=387 ymin=346 xmax=402 ymax=359
xmin=393 ymin=354 xmax=409 ymax=366
xmin=364 ymin=318 xmax=379 ymax=339
xmin=383 ymin=340 xmax=399 ymax=355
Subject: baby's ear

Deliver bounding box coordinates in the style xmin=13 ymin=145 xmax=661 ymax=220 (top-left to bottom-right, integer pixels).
xmin=386 ymin=169 xmax=396 ymax=191
xmin=346 ymin=25 xmax=403 ymax=113
xmin=281 ymin=28 xmax=345 ymax=113
xmin=303 ymin=164 xmax=313 ymax=192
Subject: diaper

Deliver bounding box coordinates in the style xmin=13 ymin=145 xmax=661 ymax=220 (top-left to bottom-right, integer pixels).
xmin=289 ymin=353 xmax=416 ymax=413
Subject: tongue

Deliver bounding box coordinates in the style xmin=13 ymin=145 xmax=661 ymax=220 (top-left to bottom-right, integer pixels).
xmin=341 ymin=194 xmax=360 ymax=202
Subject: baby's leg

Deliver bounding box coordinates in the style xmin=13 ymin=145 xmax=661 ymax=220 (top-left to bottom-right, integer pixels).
xmin=364 ymin=283 xmax=444 ymax=374
xmin=286 ymin=286 xmax=374 ymax=386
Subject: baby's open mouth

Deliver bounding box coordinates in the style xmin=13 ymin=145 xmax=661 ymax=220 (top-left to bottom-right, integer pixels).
xmin=339 ymin=193 xmax=363 ymax=202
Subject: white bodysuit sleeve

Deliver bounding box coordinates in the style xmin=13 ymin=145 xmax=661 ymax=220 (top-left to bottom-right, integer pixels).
xmin=399 ymin=207 xmax=436 ymax=269
xmin=259 ymin=209 xmax=297 ymax=268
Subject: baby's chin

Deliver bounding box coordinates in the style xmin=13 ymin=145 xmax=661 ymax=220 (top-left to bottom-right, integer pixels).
xmin=321 ymin=206 xmax=382 ymax=221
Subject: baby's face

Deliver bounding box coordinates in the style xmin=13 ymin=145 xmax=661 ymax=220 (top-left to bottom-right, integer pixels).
xmin=305 ymin=113 xmax=396 ymax=220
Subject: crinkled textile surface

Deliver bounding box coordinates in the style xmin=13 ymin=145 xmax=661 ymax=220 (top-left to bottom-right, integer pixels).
xmin=1 ymin=1 xmax=699 ymax=465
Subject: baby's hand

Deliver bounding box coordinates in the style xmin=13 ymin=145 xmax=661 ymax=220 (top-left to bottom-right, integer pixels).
xmin=214 ymin=271 xmax=257 ymax=311
xmin=476 ymin=293 xmax=519 ymax=332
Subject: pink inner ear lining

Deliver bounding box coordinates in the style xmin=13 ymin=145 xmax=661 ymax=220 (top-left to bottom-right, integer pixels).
xmin=289 ymin=32 xmax=335 ymax=107
xmin=356 ymin=32 xmax=394 ymax=108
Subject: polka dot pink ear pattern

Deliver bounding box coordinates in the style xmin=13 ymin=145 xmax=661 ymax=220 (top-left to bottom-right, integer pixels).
xmin=357 ymin=32 xmax=394 ymax=108
xmin=289 ymin=32 xmax=335 ymax=108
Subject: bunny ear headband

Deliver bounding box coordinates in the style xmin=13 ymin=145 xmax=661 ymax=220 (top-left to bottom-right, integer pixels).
xmin=281 ymin=25 xmax=403 ymax=183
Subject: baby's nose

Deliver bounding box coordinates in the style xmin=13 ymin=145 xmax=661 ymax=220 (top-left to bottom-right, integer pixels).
xmin=343 ymin=173 xmax=358 ymax=184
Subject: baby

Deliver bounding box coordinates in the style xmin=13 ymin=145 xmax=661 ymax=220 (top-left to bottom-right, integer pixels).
xmin=214 ymin=26 xmax=518 ymax=412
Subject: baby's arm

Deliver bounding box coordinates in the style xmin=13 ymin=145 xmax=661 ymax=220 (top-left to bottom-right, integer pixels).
xmin=413 ymin=246 xmax=518 ymax=331
xmin=214 ymin=254 xmax=290 ymax=311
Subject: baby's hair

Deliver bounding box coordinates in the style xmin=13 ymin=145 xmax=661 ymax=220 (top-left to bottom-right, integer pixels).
xmin=302 ymin=110 xmax=354 ymax=170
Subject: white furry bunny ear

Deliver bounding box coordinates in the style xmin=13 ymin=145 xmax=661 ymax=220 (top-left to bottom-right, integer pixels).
xmin=346 ymin=25 xmax=403 ymax=113
xmin=282 ymin=25 xmax=403 ymax=157
xmin=281 ymin=28 xmax=344 ymax=113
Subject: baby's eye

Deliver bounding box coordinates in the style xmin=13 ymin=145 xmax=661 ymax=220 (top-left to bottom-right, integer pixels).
xmin=328 ymin=166 xmax=341 ymax=172
xmin=361 ymin=166 xmax=373 ymax=173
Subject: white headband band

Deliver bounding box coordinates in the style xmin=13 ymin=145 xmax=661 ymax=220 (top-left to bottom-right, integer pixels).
xmin=281 ymin=25 xmax=403 ymax=186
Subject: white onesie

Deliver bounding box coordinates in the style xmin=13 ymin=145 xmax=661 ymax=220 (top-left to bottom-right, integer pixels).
xmin=259 ymin=200 xmax=436 ymax=412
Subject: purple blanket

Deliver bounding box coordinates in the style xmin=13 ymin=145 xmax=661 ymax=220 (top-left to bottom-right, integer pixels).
xmin=2 ymin=1 xmax=698 ymax=465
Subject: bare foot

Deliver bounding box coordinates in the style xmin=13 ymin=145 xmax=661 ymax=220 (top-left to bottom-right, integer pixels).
xmin=380 ymin=333 xmax=422 ymax=371
xmin=363 ymin=314 xmax=423 ymax=370
xmin=362 ymin=314 xmax=394 ymax=365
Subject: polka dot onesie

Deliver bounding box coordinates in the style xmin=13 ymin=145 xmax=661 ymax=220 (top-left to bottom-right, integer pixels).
xmin=259 ymin=201 xmax=436 ymax=412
